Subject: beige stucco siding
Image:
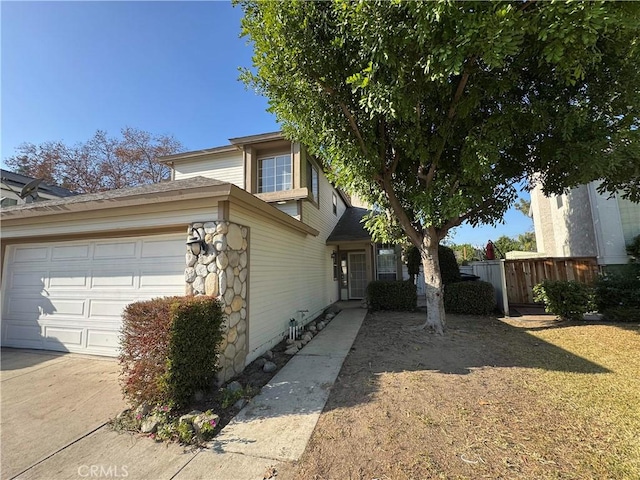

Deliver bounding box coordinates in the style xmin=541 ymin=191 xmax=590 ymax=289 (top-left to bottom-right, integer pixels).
xmin=173 ymin=152 xmax=244 ymax=188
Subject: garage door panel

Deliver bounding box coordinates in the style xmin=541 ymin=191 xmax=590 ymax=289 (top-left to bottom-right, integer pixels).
xmin=2 ymin=233 xmax=185 ymax=356
xmin=10 ymin=271 xmax=46 ymax=289
xmin=5 ymin=296 xmax=49 ymax=316
xmin=94 ymin=241 xmax=138 ymax=259
xmin=48 ymin=299 xmax=86 ymax=316
xmin=90 ymin=272 xmax=137 ymax=288
xmin=12 ymin=247 xmax=48 ymax=263
xmin=44 ymin=327 xmax=83 ymax=347
xmin=52 ymin=244 xmax=89 ymax=261
xmin=4 ymin=322 xmax=42 ymax=346
xmin=142 ymin=239 xmax=184 ymax=258
xmin=87 ymin=330 xmax=120 ymax=351
xmin=140 ymin=268 xmax=184 ymax=288
xmin=49 ymin=271 xmax=88 ymax=288
xmin=89 ymin=299 xmax=135 ymax=318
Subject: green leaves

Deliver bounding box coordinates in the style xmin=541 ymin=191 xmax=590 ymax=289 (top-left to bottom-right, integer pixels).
xmin=238 ymin=0 xmax=640 ymax=244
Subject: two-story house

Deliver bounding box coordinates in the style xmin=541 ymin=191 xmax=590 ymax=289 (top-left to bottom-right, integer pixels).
xmin=1 ymin=132 xmax=402 ymax=381
xmin=530 ymin=181 xmax=640 ymax=267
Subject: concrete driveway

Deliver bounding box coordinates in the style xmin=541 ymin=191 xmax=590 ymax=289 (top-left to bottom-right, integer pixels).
xmin=0 ymin=349 xmax=125 ymax=479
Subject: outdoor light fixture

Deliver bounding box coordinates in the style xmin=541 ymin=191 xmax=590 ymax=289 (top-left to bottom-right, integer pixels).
xmin=186 ymin=228 xmax=207 ymax=256
xmin=331 ymin=251 xmax=337 ymax=260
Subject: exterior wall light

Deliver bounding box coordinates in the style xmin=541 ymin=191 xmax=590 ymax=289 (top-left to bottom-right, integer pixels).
xmin=186 ymin=228 xmax=207 ymax=256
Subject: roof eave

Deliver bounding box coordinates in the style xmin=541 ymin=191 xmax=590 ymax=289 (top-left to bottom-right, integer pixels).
xmin=158 ymin=145 xmax=240 ymax=164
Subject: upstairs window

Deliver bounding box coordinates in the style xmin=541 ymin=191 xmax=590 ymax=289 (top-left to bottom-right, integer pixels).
xmin=332 ymin=193 xmax=338 ymax=215
xmin=308 ymin=162 xmax=319 ymax=203
xmin=259 ymin=154 xmax=291 ymax=193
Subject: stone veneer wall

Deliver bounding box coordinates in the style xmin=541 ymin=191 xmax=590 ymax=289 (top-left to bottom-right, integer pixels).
xmin=185 ymin=221 xmax=248 ymax=383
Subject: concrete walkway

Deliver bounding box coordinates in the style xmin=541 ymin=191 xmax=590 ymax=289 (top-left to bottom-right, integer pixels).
xmin=15 ymin=307 xmax=367 ymax=480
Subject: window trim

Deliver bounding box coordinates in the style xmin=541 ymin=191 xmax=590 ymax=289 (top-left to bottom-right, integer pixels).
xmin=376 ymin=245 xmax=397 ymax=281
xmin=307 ymin=161 xmax=319 ymax=206
xmin=258 ymin=153 xmax=292 ymax=193
xmin=332 ymin=192 xmax=338 ymax=215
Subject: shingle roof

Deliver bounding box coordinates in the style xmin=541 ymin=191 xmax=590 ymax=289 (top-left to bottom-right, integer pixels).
xmin=0 ymin=169 xmax=77 ymax=198
xmin=326 ymin=207 xmax=373 ymax=243
xmin=1 ymin=176 xmax=227 ymax=213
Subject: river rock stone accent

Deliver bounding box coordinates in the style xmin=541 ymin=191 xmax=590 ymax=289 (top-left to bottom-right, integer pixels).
xmin=279 ymin=310 xmax=340 ymax=358
xmin=185 ymin=221 xmax=249 ymax=383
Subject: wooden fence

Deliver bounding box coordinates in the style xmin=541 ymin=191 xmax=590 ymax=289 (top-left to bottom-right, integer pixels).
xmin=504 ymin=257 xmax=600 ymax=305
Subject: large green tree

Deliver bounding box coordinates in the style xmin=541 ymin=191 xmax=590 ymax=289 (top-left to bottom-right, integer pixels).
xmin=239 ymin=1 xmax=639 ymax=333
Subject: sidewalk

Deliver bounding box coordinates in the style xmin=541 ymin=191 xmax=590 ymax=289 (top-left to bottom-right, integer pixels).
xmin=16 ymin=307 xmax=367 ymax=480
xmin=177 ymin=306 xmax=367 ymax=478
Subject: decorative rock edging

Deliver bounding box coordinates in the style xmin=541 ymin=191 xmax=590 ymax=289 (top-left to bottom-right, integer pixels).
xmin=282 ymin=311 xmax=337 ymax=356
xmin=185 ymin=221 xmax=249 ymax=383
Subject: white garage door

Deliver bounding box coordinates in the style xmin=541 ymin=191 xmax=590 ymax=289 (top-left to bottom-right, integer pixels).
xmin=1 ymin=233 xmax=186 ymax=356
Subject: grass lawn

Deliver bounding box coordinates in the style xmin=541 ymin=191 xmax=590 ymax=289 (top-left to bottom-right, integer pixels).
xmin=278 ymin=311 xmax=640 ymax=479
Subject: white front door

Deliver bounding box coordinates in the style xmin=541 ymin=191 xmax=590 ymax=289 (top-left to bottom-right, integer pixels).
xmin=348 ymin=252 xmax=367 ymax=299
xmin=1 ymin=233 xmax=185 ymax=356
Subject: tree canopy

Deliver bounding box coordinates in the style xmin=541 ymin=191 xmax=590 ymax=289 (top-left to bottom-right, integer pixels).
xmin=239 ymin=0 xmax=639 ymax=332
xmin=4 ymin=128 xmax=183 ymax=194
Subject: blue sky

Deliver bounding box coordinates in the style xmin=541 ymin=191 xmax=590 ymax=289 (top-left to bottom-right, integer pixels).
xmin=1 ymin=1 xmax=532 ymax=245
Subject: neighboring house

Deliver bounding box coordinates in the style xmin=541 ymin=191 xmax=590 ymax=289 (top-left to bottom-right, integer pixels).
xmin=530 ymin=181 xmax=640 ymax=266
xmin=1 ymin=169 xmax=75 ymax=207
xmin=0 ymin=132 xmax=401 ymax=381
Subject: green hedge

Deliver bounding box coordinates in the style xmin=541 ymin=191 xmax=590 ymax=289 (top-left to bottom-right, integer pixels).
xmin=119 ymin=296 xmax=225 ymax=408
xmin=439 ymin=245 xmax=461 ymax=286
xmin=532 ymin=280 xmax=594 ymax=321
xmin=444 ymin=281 xmax=495 ymax=315
xmin=594 ymin=264 xmax=640 ymax=322
xmin=367 ymin=280 xmax=417 ymax=311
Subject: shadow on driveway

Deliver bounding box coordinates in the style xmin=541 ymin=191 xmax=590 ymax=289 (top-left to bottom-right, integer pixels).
xmin=0 ymin=349 xmax=125 ymax=479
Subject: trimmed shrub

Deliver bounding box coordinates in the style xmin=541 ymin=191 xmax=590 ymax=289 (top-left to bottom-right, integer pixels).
xmin=367 ymin=280 xmax=417 ymax=311
xmin=594 ymin=264 xmax=640 ymax=322
xmin=439 ymin=245 xmax=461 ymax=286
xmin=403 ymin=245 xmax=421 ymax=281
xmin=119 ymin=296 xmax=225 ymax=408
xmin=532 ymin=280 xmax=594 ymax=321
xmin=626 ymin=234 xmax=640 ymax=261
xmin=444 ymin=281 xmax=495 ymax=315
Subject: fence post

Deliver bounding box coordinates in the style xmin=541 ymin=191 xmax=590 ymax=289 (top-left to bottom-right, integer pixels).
xmin=499 ymin=259 xmax=509 ymax=316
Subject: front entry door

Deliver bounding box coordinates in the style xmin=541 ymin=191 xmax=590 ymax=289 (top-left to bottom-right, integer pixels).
xmin=348 ymin=252 xmax=367 ymax=299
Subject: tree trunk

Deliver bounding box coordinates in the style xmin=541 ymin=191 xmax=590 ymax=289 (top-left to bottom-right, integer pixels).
xmin=419 ymin=235 xmax=445 ymax=334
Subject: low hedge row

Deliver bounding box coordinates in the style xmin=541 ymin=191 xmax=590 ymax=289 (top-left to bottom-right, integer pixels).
xmin=367 ymin=280 xmax=417 ymax=311
xmin=532 ymin=267 xmax=640 ymax=322
xmin=594 ymin=265 xmax=640 ymax=322
xmin=119 ymin=296 xmax=225 ymax=408
xmin=444 ymin=281 xmax=495 ymax=315
xmin=532 ymin=280 xmax=594 ymax=321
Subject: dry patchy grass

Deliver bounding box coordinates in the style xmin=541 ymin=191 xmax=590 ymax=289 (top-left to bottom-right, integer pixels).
xmin=278 ymin=312 xmax=640 ymax=480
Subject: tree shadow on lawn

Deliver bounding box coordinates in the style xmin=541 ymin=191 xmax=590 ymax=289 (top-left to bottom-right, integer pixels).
xmin=321 ymin=310 xmax=612 ymax=412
